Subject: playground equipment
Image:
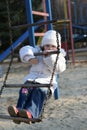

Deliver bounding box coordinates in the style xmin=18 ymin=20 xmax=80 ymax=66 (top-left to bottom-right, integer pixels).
xmin=0 ymin=0 xmax=76 ymax=124
xmin=0 ymin=0 xmax=76 ymax=64
xmin=0 ymin=0 xmax=60 ymax=99
xmin=0 ymin=0 xmax=75 ymax=102
xmin=25 ymin=0 xmax=53 ymax=46
xmin=0 ymin=0 xmax=77 ymax=101
xmin=0 ymin=31 xmax=60 ymax=124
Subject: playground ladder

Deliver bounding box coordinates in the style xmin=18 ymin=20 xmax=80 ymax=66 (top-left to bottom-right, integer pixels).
xmin=25 ymin=0 xmax=53 ymax=47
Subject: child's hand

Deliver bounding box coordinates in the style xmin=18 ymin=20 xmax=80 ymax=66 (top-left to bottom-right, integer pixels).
xmin=29 ymin=58 xmax=38 ymax=64
xmin=19 ymin=45 xmax=38 ymax=63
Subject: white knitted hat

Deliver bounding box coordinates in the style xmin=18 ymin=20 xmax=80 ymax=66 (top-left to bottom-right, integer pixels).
xmin=41 ymin=30 xmax=61 ymax=48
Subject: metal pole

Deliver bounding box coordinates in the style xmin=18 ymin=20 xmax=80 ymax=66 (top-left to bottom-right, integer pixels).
xmin=67 ymin=0 xmax=75 ymax=64
xmin=45 ymin=0 xmax=53 ymax=30
xmin=25 ymin=0 xmax=35 ymax=47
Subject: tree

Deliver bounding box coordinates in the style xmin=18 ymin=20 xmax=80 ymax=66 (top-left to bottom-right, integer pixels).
xmin=0 ymin=0 xmax=46 ymax=53
xmin=0 ymin=0 xmax=26 ymax=53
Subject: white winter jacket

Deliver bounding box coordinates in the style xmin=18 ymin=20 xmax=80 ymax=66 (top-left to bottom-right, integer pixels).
xmin=19 ymin=45 xmax=66 ymax=94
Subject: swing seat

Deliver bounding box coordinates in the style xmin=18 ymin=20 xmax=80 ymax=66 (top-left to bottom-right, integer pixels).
xmin=4 ymin=75 xmax=59 ymax=100
xmin=5 ymin=81 xmax=59 ymax=100
xmin=0 ymin=114 xmax=41 ymax=124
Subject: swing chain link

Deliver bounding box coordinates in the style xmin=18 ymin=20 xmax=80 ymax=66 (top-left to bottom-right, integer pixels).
xmin=49 ymin=31 xmax=60 ymax=88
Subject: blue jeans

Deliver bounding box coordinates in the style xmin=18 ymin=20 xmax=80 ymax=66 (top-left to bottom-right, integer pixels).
xmin=16 ymin=81 xmax=48 ymax=118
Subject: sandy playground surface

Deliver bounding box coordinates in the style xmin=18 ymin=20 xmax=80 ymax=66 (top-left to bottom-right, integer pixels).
xmin=0 ymin=61 xmax=87 ymax=130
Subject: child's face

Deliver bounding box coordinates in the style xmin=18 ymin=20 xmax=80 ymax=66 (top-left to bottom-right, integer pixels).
xmin=43 ymin=44 xmax=57 ymax=51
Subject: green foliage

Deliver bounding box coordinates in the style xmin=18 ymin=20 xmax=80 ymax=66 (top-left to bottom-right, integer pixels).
xmin=0 ymin=0 xmax=26 ymax=52
xmin=0 ymin=0 xmax=42 ymax=53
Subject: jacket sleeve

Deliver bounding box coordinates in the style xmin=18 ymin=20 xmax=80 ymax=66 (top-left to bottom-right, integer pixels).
xmin=43 ymin=53 xmax=66 ymax=73
xmin=19 ymin=45 xmax=39 ymax=63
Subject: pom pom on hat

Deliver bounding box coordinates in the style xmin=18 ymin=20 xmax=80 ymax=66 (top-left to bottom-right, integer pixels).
xmin=41 ymin=30 xmax=61 ymax=48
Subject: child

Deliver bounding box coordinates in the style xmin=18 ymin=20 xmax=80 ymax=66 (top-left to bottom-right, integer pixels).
xmin=8 ymin=30 xmax=66 ymax=124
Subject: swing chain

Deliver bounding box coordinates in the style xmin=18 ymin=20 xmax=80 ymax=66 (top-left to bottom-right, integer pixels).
xmin=49 ymin=31 xmax=60 ymax=88
xmin=0 ymin=55 xmax=13 ymax=97
xmin=0 ymin=0 xmax=14 ymax=97
xmin=39 ymin=31 xmax=60 ymax=119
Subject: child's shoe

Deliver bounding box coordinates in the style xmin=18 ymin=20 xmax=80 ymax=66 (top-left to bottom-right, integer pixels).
xmin=8 ymin=106 xmax=21 ymax=124
xmin=19 ymin=109 xmax=32 ymax=124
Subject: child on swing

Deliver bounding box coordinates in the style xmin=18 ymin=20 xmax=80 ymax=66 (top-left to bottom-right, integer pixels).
xmin=8 ymin=30 xmax=66 ymax=124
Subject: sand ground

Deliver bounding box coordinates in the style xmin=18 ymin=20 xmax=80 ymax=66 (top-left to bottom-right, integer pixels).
xmin=0 ymin=62 xmax=87 ymax=130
